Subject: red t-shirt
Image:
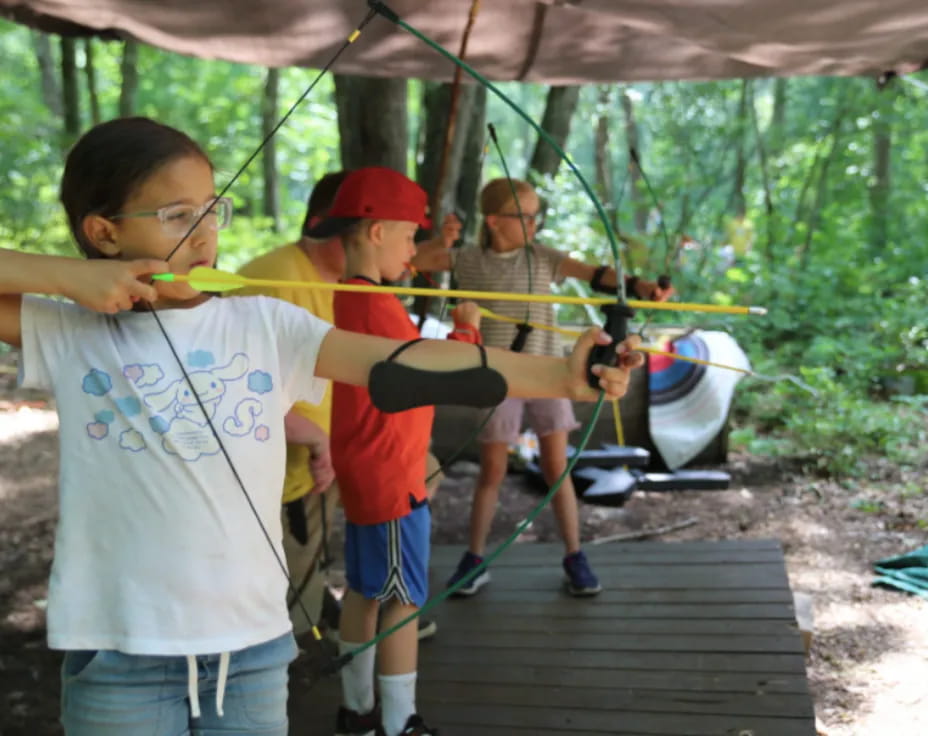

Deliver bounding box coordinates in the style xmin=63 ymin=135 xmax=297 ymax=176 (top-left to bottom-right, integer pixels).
xmin=331 ymin=278 xmax=479 ymax=525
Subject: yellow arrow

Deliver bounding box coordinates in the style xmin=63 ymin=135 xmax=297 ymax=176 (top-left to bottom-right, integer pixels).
xmin=478 ymin=307 xmax=753 ymax=375
xmin=153 ymin=266 xmax=767 ymax=316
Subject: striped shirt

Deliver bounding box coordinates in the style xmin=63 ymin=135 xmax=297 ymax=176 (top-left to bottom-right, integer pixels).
xmin=451 ymin=243 xmax=566 ymax=357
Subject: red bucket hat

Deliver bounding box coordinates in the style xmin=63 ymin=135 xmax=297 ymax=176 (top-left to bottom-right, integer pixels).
xmin=304 ymin=166 xmax=431 ymax=239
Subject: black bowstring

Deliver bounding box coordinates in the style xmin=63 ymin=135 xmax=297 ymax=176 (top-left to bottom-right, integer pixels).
xmin=422 ymin=123 xmax=534 ymax=487
xmin=422 ymin=128 xmax=493 ymax=487
xmin=164 ymin=8 xmax=378 ymax=264
xmin=139 ymin=6 xmax=380 ymax=677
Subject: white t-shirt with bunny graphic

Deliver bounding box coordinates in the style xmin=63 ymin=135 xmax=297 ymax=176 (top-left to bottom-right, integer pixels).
xmin=19 ymin=294 xmax=331 ymax=655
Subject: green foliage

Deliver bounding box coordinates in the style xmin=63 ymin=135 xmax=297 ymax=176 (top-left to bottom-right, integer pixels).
xmin=0 ymin=21 xmax=340 ymax=257
xmin=1 ymin=20 xmax=926 ymax=478
xmin=731 ymin=361 xmax=927 ymax=475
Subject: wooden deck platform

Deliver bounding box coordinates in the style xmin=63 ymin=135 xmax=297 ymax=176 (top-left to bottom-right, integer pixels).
xmin=290 ymin=539 xmax=816 ymax=735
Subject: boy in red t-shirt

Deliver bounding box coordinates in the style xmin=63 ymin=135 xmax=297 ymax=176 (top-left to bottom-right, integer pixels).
xmin=305 ymin=167 xmax=480 ymax=736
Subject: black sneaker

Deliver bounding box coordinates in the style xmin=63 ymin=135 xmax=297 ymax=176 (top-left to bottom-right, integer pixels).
xmin=446 ymin=551 xmax=490 ymax=596
xmin=335 ymin=704 xmax=380 ymax=736
xmin=378 ymin=713 xmax=439 ymax=735
xmin=417 ymin=618 xmax=437 ymax=641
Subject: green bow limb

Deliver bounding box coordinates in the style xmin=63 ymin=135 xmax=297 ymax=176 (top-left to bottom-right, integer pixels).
xmin=333 ymin=1 xmax=628 ymax=666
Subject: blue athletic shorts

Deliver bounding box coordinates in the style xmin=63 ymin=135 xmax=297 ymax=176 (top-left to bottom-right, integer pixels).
xmin=344 ymin=501 xmax=430 ymax=608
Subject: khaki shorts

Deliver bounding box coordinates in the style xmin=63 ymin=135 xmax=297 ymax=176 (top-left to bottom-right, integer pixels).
xmin=281 ymin=483 xmax=339 ymax=636
xmin=478 ymin=397 xmax=579 ymax=445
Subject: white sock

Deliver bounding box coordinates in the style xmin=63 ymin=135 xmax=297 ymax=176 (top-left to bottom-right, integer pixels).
xmin=378 ymin=671 xmax=417 ymax=736
xmin=339 ymin=640 xmax=375 ymax=714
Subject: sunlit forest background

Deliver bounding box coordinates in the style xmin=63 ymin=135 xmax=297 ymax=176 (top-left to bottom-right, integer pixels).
xmin=1 ymin=20 xmax=926 ymax=478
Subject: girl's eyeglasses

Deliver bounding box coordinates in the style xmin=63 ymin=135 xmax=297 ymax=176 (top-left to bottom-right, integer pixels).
xmin=497 ymin=211 xmax=544 ymax=227
xmin=110 ymin=197 xmax=233 ymax=238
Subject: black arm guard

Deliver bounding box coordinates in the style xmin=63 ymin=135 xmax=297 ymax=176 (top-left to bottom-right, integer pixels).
xmin=590 ymin=266 xmax=641 ymax=297
xmin=369 ymin=339 xmax=508 ymax=413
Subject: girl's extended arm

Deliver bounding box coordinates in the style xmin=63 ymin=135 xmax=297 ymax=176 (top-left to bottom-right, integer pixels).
xmin=315 ymin=326 xmax=642 ymax=402
xmin=0 ymin=249 xmax=167 ymax=347
xmin=558 ymin=257 xmax=673 ymax=301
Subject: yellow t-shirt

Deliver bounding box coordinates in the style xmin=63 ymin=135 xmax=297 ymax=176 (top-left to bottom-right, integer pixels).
xmin=237 ymin=244 xmax=334 ymax=503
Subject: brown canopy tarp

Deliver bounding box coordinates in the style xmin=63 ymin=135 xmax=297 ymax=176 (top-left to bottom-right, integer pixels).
xmin=2 ymin=0 xmax=928 ymax=83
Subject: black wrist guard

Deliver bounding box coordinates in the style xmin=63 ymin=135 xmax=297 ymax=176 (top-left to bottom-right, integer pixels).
xmin=625 ymin=275 xmax=640 ymax=297
xmin=589 ymin=265 xmax=615 ymax=294
xmin=369 ymin=339 xmax=508 ymax=413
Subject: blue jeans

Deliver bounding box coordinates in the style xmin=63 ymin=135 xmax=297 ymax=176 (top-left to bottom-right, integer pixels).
xmin=60 ymin=632 xmax=297 ymax=736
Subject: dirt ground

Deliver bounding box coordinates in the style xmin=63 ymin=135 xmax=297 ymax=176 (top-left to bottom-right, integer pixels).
xmin=1 ymin=350 xmax=927 ymax=736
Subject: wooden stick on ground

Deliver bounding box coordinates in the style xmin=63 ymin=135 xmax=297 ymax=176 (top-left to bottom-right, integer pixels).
xmin=590 ymin=516 xmax=699 ymax=545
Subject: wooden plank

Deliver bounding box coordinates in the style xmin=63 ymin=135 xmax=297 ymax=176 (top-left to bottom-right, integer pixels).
xmin=429 ymin=564 xmax=791 ymax=590
xmin=433 ymin=729 xmax=609 ymax=736
xmin=429 ymin=587 xmax=795 ymax=605
xmin=432 ymin=613 xmax=800 ymax=636
xmin=430 ymin=702 xmax=815 ymax=735
xmin=419 ymin=630 xmax=804 ymax=654
xmin=417 ymin=681 xmax=815 ymax=718
xmin=420 ymin=662 xmax=812 ymax=694
xmin=430 ymin=600 xmax=797 ymax=619
xmin=291 ymin=539 xmax=814 ymax=736
xmin=431 ymin=544 xmax=785 ymax=566
xmin=430 ymin=539 xmax=782 ymax=564
xmin=421 ymin=646 xmax=809 ymax=674
xmin=430 ymin=550 xmax=789 ymax=567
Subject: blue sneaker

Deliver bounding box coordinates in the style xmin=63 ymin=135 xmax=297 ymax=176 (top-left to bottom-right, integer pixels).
xmin=563 ymin=550 xmax=602 ymax=596
xmin=446 ymin=551 xmax=490 ymax=596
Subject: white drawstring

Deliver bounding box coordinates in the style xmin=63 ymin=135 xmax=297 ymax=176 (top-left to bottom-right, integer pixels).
xmin=186 ymin=651 xmax=231 ymax=719
xmin=186 ymin=655 xmax=201 ymax=719
xmin=216 ymin=652 xmax=230 ymax=717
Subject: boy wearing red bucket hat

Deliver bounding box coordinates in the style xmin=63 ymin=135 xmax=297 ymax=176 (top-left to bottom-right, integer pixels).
xmin=306 ymin=167 xmax=479 ymax=736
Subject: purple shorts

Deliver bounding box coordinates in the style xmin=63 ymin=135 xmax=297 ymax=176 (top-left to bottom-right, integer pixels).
xmin=478 ymin=397 xmax=579 ymax=444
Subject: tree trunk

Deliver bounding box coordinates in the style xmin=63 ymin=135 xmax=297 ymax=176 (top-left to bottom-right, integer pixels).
xmin=261 ymin=68 xmax=280 ymax=230
xmin=60 ymin=38 xmax=80 ymax=140
xmin=417 ymin=81 xmax=480 ymax=224
xmin=527 ymin=85 xmax=580 ymax=180
xmin=594 ymin=85 xmax=614 ymax=218
xmin=31 ymin=31 xmax=62 ymax=117
xmin=334 ymin=74 xmax=408 ymax=173
xmin=455 ymin=85 xmax=487 ymax=243
xmin=771 ymin=77 xmax=788 ymax=145
xmin=83 ymin=38 xmax=101 ymax=124
xmin=869 ymin=80 xmax=894 ymax=253
xmin=411 ymin=81 xmax=483 ymax=324
xmin=619 ymin=89 xmax=648 ymax=233
xmin=731 ymin=79 xmax=750 ymax=218
xmin=798 ymin=91 xmax=850 ymax=265
xmin=749 ymin=83 xmax=776 ymax=257
xmin=119 ymin=40 xmax=139 ymax=117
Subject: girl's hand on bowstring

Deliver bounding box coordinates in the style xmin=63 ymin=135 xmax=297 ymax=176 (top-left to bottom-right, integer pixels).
xmin=66 ymin=259 xmax=168 ymax=314
xmin=438 ymin=212 xmax=462 ymax=248
xmin=411 ymin=213 xmax=461 ymax=273
xmin=567 ymin=329 xmax=644 ymax=401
